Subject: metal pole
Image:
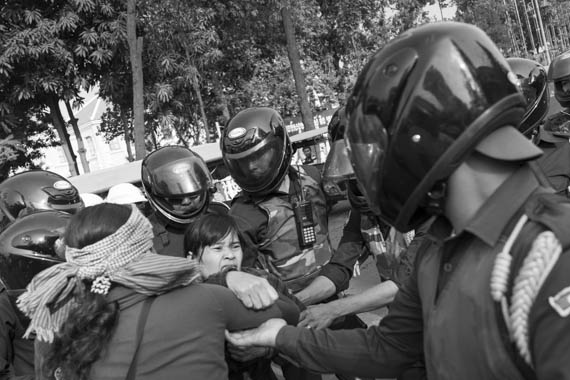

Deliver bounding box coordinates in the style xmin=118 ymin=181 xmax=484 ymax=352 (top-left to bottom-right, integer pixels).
xmin=532 ymin=0 xmax=551 ymax=63
xmin=521 ymin=1 xmax=537 ymax=53
xmin=502 ymin=0 xmax=520 ymax=56
xmin=511 ymin=0 xmax=529 ymax=57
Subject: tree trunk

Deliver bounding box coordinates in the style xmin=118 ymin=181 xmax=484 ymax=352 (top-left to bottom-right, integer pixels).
xmin=119 ymin=106 xmax=134 ymax=162
xmin=127 ymin=0 xmax=146 ymax=159
xmin=281 ymin=5 xmax=315 ymax=131
xmin=65 ymin=101 xmax=90 ymax=174
xmin=48 ymin=97 xmax=79 ymax=176
xmin=212 ymin=73 xmax=230 ymax=124
xmin=184 ymin=50 xmax=210 ymax=143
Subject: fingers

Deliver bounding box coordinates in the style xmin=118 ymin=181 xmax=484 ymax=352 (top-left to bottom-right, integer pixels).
xmin=226 ymin=272 xmax=278 ymax=309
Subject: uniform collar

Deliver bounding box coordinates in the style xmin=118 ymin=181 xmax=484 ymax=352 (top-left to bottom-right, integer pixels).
xmin=464 ymin=164 xmax=539 ymax=246
xmin=428 ymin=164 xmax=540 ymax=246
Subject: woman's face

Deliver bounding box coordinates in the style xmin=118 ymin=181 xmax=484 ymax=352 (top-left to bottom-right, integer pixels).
xmin=199 ymin=231 xmax=243 ymax=278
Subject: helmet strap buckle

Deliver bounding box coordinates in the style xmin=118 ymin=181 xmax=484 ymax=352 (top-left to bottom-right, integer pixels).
xmin=425 ymin=181 xmax=447 ymax=216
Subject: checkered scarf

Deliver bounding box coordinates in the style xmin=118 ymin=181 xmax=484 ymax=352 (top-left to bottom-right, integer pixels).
xmin=17 ymin=204 xmax=201 ymax=342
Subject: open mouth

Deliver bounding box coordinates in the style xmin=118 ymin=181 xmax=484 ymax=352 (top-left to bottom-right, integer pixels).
xmin=221 ymin=264 xmax=238 ymax=272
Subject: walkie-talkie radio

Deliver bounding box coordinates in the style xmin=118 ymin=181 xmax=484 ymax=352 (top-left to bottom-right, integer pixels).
xmin=293 ymin=200 xmax=317 ymax=248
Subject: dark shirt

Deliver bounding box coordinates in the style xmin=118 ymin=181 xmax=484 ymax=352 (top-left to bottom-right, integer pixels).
xmin=536 ymin=140 xmax=570 ymax=195
xmin=0 ymin=290 xmax=34 ymax=380
xmin=275 ymin=164 xmax=570 ymax=379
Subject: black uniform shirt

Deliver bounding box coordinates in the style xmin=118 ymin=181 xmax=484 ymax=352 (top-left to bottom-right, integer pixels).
xmin=275 ymin=165 xmax=570 ymax=379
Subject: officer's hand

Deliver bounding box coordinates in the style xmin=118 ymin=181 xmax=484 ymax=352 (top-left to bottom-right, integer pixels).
xmin=298 ymin=303 xmax=339 ymax=330
xmin=225 ymin=318 xmax=286 ymax=348
xmin=227 ymin=342 xmax=273 ymax=362
xmin=226 ymin=271 xmax=278 ymax=309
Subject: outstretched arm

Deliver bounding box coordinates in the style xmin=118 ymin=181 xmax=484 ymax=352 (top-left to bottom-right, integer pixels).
xmin=298 ymin=280 xmax=398 ymax=330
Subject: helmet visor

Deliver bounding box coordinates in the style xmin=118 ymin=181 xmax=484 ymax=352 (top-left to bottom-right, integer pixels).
xmin=149 ymin=157 xmax=211 ymax=198
xmin=224 ymin=139 xmax=282 ymax=191
xmin=555 ymin=78 xmax=570 ymax=101
xmin=322 ymin=139 xmax=355 ymax=183
xmin=154 ymin=190 xmax=208 ymax=219
xmin=519 ymin=67 xmax=547 ymax=110
xmin=345 ymin=109 xmax=388 ymax=218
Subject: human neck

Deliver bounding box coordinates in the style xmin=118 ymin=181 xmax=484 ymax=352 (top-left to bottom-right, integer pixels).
xmin=444 ymin=154 xmax=519 ymax=233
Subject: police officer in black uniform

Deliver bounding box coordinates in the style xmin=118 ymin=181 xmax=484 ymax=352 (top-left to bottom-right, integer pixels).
xmin=0 ymin=169 xmax=82 ymax=379
xmin=141 ymin=146 xmax=229 ymax=257
xmin=225 ymin=22 xmax=570 ymax=380
xmin=508 ymin=57 xmax=570 ymax=196
xmin=544 ymin=50 xmax=570 ymax=134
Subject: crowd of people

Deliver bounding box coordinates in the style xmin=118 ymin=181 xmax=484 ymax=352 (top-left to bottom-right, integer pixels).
xmin=1 ymin=21 xmax=570 ymax=380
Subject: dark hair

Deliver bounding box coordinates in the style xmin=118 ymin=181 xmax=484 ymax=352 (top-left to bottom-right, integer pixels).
xmin=44 ymin=282 xmax=119 ymax=380
xmin=184 ymin=213 xmax=244 ymax=260
xmin=64 ymin=203 xmax=132 ymax=249
xmin=44 ymin=203 xmax=131 ymax=380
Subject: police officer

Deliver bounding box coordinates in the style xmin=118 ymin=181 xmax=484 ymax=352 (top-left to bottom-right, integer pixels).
xmin=142 ymin=146 xmax=279 ymax=310
xmin=544 ymin=50 xmax=570 ymax=134
xmin=508 ymin=57 xmax=570 ymax=196
xmin=141 ymin=146 xmax=229 ymax=257
xmin=0 ymin=170 xmax=82 ymax=379
xmin=0 ymin=210 xmax=70 ymax=379
xmin=226 ymin=22 xmax=570 ymax=380
xmin=221 ymin=107 xmax=353 ymax=306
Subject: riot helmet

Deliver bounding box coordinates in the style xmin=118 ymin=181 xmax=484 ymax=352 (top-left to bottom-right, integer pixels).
xmin=506 ymin=57 xmax=549 ymax=136
xmin=0 ymin=170 xmax=83 ymax=230
xmin=548 ymin=50 xmax=570 ymax=107
xmin=0 ymin=210 xmax=69 ymax=290
xmin=141 ymin=146 xmax=213 ymax=227
xmin=345 ymin=22 xmax=535 ymax=232
xmin=221 ymin=107 xmax=292 ymax=196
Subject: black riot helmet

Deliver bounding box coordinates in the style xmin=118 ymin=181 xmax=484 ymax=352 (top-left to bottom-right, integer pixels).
xmin=141 ymin=146 xmax=214 ymax=228
xmin=0 ymin=210 xmax=69 ymax=291
xmin=221 ymin=107 xmax=293 ymax=196
xmin=506 ymin=57 xmax=549 ymax=136
xmin=0 ymin=170 xmax=83 ymax=231
xmin=345 ymin=22 xmax=534 ymax=232
xmin=548 ymin=50 xmax=570 ymax=108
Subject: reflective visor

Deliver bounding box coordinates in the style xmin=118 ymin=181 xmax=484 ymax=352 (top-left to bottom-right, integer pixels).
xmin=345 ymin=109 xmax=388 ymax=217
xmin=149 ymin=157 xmax=211 ymax=197
xmin=555 ymin=78 xmax=570 ymax=100
xmin=154 ymin=190 xmax=208 ymax=219
xmin=322 ymin=139 xmax=355 ymax=183
xmin=224 ymin=139 xmax=282 ymax=191
xmin=519 ymin=66 xmax=546 ymax=111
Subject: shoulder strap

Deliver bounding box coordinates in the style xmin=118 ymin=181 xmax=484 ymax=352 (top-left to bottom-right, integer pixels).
xmin=125 ymin=296 xmax=156 ymax=380
xmin=491 ymin=191 xmax=570 ymax=380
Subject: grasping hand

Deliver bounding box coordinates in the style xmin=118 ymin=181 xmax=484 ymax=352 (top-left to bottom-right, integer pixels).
xmin=226 ymin=271 xmax=278 ymax=309
xmin=298 ymin=303 xmax=340 ymax=330
xmin=225 ymin=318 xmax=286 ymax=348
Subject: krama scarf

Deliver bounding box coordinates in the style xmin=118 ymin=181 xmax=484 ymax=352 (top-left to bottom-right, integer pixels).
xmin=17 ymin=204 xmax=201 ymax=342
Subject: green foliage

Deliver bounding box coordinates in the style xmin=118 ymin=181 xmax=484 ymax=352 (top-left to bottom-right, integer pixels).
xmin=1 ymin=0 xmax=439 ymax=172
xmin=451 ymin=0 xmax=512 ymax=53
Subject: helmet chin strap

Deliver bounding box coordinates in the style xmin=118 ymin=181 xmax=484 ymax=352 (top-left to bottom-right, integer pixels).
xmin=424 ymin=180 xmax=447 ymax=217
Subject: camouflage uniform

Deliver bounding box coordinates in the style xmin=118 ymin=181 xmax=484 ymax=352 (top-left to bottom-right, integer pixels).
xmin=230 ymin=165 xmax=333 ymax=293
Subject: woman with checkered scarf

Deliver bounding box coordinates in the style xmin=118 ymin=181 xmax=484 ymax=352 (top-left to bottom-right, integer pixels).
xmin=17 ymin=203 xmax=300 ymax=380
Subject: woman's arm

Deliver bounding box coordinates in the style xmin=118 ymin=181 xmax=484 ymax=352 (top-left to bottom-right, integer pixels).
xmin=205 ymin=284 xmax=300 ymax=331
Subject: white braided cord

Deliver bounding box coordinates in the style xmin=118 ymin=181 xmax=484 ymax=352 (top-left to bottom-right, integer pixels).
xmin=490 ymin=215 xmax=528 ymax=302
xmin=509 ymin=231 xmax=561 ymax=366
